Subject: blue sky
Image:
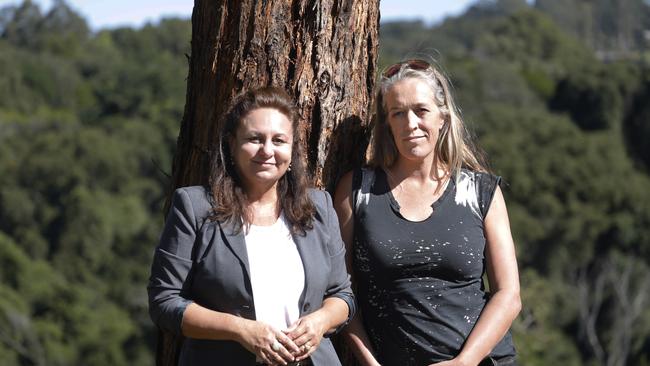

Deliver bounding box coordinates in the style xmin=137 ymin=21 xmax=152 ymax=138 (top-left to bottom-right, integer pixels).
xmin=0 ymin=0 xmax=479 ymax=30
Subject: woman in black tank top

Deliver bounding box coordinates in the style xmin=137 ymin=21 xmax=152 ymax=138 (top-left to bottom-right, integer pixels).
xmin=334 ymin=59 xmax=520 ymax=366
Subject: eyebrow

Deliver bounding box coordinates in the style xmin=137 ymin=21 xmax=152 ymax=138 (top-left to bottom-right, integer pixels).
xmin=243 ymin=131 xmax=292 ymax=138
xmin=388 ymin=102 xmax=431 ymax=111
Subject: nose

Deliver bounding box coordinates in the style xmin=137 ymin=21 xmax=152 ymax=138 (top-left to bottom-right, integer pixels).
xmin=406 ymin=110 xmax=419 ymax=130
xmin=260 ymin=140 xmax=273 ymax=157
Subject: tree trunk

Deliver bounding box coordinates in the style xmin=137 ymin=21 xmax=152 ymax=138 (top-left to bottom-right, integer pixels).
xmin=169 ymin=0 xmax=380 ymax=196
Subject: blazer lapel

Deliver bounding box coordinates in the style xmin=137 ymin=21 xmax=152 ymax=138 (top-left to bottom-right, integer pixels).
xmin=293 ymin=231 xmax=314 ymax=312
xmin=219 ymin=219 xmax=315 ymax=315
xmin=218 ymin=220 xmax=251 ymax=279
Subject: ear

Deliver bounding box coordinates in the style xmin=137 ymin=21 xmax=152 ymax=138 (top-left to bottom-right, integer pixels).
xmin=229 ymin=128 xmax=239 ymax=146
xmin=438 ymin=114 xmax=446 ymax=130
xmin=227 ymin=134 xmax=237 ymax=158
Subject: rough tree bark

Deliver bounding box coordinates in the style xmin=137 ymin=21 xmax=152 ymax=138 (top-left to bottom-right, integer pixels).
xmin=169 ymin=0 xmax=380 ymax=195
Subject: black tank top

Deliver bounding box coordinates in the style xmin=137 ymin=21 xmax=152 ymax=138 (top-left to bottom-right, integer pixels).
xmin=352 ymin=167 xmax=516 ymax=365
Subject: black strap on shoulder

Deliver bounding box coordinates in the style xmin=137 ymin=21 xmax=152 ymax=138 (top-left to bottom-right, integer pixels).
xmin=352 ymin=168 xmax=375 ymax=215
xmin=351 ymin=168 xmax=363 ymax=211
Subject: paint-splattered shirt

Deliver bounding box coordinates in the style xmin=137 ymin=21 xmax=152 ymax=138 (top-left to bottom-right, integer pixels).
xmin=352 ymin=167 xmax=516 ymax=365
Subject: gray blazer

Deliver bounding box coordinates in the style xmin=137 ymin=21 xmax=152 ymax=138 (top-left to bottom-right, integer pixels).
xmin=148 ymin=186 xmax=355 ymax=366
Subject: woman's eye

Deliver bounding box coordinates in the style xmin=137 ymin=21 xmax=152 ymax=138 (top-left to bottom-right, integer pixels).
xmin=247 ymin=136 xmax=261 ymax=143
xmin=273 ymin=138 xmax=287 ymax=145
xmin=391 ymin=111 xmax=404 ymax=118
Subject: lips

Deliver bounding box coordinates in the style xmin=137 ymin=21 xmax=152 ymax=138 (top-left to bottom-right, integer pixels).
xmin=403 ymin=135 xmax=425 ymax=141
xmin=252 ymin=160 xmax=277 ymax=167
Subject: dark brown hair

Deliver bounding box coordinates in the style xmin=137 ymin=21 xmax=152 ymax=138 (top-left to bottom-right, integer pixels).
xmin=209 ymin=86 xmax=315 ymax=234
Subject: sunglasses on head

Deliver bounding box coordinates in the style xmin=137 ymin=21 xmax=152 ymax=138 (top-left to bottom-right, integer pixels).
xmin=382 ymin=59 xmax=431 ymax=78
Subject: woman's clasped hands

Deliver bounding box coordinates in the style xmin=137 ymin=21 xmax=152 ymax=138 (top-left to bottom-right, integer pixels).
xmin=283 ymin=311 xmax=328 ymax=362
xmin=239 ymin=313 xmax=326 ymax=365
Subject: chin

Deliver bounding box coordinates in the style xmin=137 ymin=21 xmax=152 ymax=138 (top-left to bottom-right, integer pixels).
xmin=252 ymin=170 xmax=287 ymax=183
xmin=252 ymin=172 xmax=279 ymax=181
xmin=399 ymin=148 xmax=432 ymax=160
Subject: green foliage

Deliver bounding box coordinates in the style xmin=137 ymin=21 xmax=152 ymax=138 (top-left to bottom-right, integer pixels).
xmin=476 ymin=104 xmax=650 ymax=270
xmin=0 ymin=232 xmax=136 ymax=365
xmin=623 ymin=77 xmax=650 ymax=171
xmin=536 ymin=0 xmax=650 ymax=56
xmin=475 ymin=8 xmax=593 ymax=74
xmin=513 ymin=269 xmax=582 ymax=366
xmin=0 ymin=1 xmax=190 ymax=363
xmin=550 ymin=62 xmax=642 ymax=130
xmin=0 ymin=0 xmax=89 ymax=55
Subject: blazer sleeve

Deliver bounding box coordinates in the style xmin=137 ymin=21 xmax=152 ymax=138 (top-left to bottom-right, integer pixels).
xmin=322 ymin=190 xmax=356 ymax=333
xmin=147 ymin=188 xmax=198 ymax=335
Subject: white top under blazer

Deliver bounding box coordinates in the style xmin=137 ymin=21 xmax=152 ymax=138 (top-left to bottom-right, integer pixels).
xmin=245 ymin=213 xmax=305 ymax=331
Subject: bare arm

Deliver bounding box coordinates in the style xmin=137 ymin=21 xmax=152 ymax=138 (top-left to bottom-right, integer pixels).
xmin=334 ymin=171 xmax=382 ymax=366
xmin=433 ymin=186 xmax=521 ymax=366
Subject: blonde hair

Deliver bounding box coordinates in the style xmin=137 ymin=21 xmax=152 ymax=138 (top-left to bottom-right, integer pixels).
xmin=368 ymin=59 xmax=489 ymax=179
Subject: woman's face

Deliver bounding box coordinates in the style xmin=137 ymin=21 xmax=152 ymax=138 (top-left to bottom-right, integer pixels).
xmin=384 ymin=77 xmax=444 ymax=163
xmin=231 ymin=107 xmax=293 ymax=190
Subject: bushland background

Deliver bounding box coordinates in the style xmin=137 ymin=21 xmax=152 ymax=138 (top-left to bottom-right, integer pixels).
xmin=1 ymin=0 xmax=649 ymax=365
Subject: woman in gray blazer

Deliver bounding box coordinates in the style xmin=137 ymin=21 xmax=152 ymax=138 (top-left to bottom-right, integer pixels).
xmin=148 ymin=87 xmax=355 ymax=366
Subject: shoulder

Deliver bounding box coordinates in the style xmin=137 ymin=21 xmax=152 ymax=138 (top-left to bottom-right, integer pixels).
xmin=173 ymin=185 xmax=211 ymax=202
xmin=308 ymin=188 xmax=338 ymax=224
xmin=334 ymin=171 xmax=354 ymax=203
xmin=175 ymin=185 xmax=209 ymax=197
xmin=458 ymin=169 xmax=500 ymax=189
xmin=458 ymin=169 xmax=502 ymax=218
xmin=308 ymin=188 xmax=332 ymax=208
xmin=333 ymin=166 xmax=377 ymax=206
xmin=337 ymin=171 xmax=355 ymax=191
xmin=171 ymin=185 xmax=213 ymax=220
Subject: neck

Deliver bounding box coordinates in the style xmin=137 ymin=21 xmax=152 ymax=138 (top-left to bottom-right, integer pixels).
xmin=386 ymin=156 xmax=450 ymax=199
xmin=390 ymin=155 xmax=447 ymax=183
xmin=243 ymin=181 xmax=281 ymax=226
xmin=244 ymin=181 xmax=279 ymax=205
